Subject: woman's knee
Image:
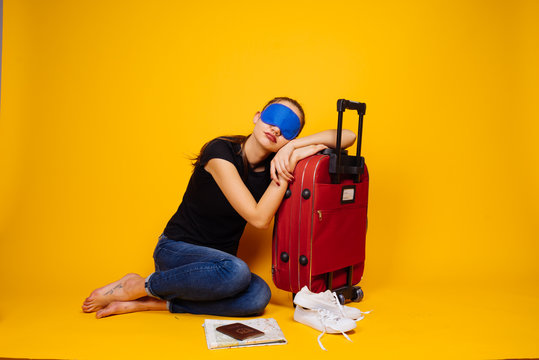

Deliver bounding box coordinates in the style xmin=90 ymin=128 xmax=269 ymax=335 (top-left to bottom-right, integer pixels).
xmin=244 ymin=274 xmax=272 ymax=315
xmin=217 ymin=257 xmax=252 ymax=295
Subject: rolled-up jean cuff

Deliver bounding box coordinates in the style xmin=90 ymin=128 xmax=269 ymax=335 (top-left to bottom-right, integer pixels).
xmin=144 ymin=273 xmax=162 ymax=300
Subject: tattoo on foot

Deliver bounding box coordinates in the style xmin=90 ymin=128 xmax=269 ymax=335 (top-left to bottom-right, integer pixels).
xmin=104 ymin=284 xmax=123 ymax=296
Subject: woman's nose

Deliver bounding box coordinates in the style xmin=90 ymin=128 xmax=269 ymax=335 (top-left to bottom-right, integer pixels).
xmin=270 ymin=125 xmax=281 ymax=136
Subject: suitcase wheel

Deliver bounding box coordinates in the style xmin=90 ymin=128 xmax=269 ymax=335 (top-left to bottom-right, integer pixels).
xmin=337 ymin=293 xmax=346 ymax=305
xmin=351 ymin=286 xmax=364 ymax=302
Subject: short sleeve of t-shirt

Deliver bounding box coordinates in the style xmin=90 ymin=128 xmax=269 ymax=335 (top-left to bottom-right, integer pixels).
xmin=199 ymin=138 xmax=238 ymax=168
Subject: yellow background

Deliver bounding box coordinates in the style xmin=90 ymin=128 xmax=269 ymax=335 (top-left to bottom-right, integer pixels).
xmin=1 ymin=0 xmax=538 ymax=359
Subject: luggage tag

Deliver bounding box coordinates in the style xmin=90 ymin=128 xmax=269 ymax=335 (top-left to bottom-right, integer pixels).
xmin=341 ymin=185 xmax=356 ymax=204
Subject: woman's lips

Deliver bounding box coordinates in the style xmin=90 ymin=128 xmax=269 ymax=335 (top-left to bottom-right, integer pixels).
xmin=265 ymin=132 xmax=277 ymax=143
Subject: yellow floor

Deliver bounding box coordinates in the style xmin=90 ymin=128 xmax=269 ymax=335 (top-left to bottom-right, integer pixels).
xmin=1 ymin=278 xmax=537 ymax=360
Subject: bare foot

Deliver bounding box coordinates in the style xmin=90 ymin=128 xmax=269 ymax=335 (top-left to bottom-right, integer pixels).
xmin=95 ymin=297 xmax=168 ymax=319
xmin=82 ymin=273 xmax=147 ymax=313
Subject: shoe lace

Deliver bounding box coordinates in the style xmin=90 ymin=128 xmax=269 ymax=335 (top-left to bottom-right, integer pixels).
xmin=329 ymin=291 xmax=347 ymax=318
xmin=329 ymin=291 xmax=371 ymax=321
xmin=316 ymin=308 xmax=353 ymax=351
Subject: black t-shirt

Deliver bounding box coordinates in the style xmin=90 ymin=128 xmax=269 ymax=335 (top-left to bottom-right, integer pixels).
xmin=163 ymin=138 xmax=273 ymax=255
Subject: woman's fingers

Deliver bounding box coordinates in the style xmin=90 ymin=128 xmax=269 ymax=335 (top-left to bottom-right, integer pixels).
xmin=270 ymin=161 xmax=280 ymax=185
xmin=275 ymin=160 xmax=293 ymax=182
xmin=271 ymin=159 xmax=293 ymax=185
xmin=283 ymin=158 xmax=294 ymax=180
xmin=273 ymin=144 xmax=329 ymax=185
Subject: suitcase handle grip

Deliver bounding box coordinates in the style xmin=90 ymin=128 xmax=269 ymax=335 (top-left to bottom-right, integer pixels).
xmin=337 ymin=99 xmax=366 ymax=114
xmin=333 ymin=98 xmax=366 ymax=183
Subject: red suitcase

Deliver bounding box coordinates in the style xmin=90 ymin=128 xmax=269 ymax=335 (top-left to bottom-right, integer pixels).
xmin=272 ymin=99 xmax=368 ymax=304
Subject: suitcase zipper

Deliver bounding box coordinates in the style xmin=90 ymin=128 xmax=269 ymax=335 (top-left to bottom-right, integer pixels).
xmin=317 ymin=210 xmax=322 ymax=221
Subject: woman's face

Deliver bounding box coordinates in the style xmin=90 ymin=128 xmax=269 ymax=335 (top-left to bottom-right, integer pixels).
xmin=253 ymin=101 xmax=302 ymax=152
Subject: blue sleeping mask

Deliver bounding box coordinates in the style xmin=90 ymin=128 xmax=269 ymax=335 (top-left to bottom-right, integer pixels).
xmin=260 ymin=103 xmax=301 ymax=140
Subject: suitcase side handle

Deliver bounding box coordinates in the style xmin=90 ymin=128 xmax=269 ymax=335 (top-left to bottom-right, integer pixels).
xmin=332 ymin=98 xmax=366 ymax=184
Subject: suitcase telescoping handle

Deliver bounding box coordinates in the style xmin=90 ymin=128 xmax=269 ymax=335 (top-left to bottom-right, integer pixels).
xmin=332 ymin=99 xmax=366 ymax=184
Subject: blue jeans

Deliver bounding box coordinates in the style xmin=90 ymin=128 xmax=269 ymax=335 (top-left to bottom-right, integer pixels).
xmin=145 ymin=234 xmax=271 ymax=316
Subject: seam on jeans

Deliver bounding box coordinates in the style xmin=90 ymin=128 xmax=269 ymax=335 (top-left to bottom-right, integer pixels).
xmin=166 ymin=262 xmax=240 ymax=277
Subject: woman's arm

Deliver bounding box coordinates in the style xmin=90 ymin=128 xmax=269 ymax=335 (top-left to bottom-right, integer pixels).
xmin=205 ymin=143 xmax=327 ymax=229
xmin=289 ymin=129 xmax=356 ymax=150
xmin=271 ymin=129 xmax=356 ymax=183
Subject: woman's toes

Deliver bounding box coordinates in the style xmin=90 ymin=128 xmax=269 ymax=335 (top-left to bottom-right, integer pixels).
xmin=96 ymin=301 xmax=129 ymax=319
xmin=82 ymin=305 xmax=95 ymax=313
xmin=96 ymin=307 xmax=111 ymax=319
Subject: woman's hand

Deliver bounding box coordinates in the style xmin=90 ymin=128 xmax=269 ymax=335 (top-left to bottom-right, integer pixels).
xmin=270 ymin=142 xmax=296 ymax=185
xmin=271 ymin=144 xmax=328 ymax=186
xmin=289 ymin=144 xmax=328 ymax=170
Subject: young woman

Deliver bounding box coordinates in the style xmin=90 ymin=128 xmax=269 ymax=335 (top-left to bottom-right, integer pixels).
xmin=82 ymin=97 xmax=356 ymax=318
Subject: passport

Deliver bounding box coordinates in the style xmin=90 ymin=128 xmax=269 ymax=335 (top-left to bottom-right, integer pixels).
xmin=216 ymin=322 xmax=265 ymax=341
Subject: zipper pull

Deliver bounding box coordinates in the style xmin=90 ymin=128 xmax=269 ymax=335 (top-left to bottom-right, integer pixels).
xmin=317 ymin=210 xmax=322 ymax=221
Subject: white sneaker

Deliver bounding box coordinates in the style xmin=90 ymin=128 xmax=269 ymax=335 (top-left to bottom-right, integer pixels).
xmin=294 ymin=286 xmax=365 ymax=321
xmin=294 ymin=305 xmax=356 ymax=350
